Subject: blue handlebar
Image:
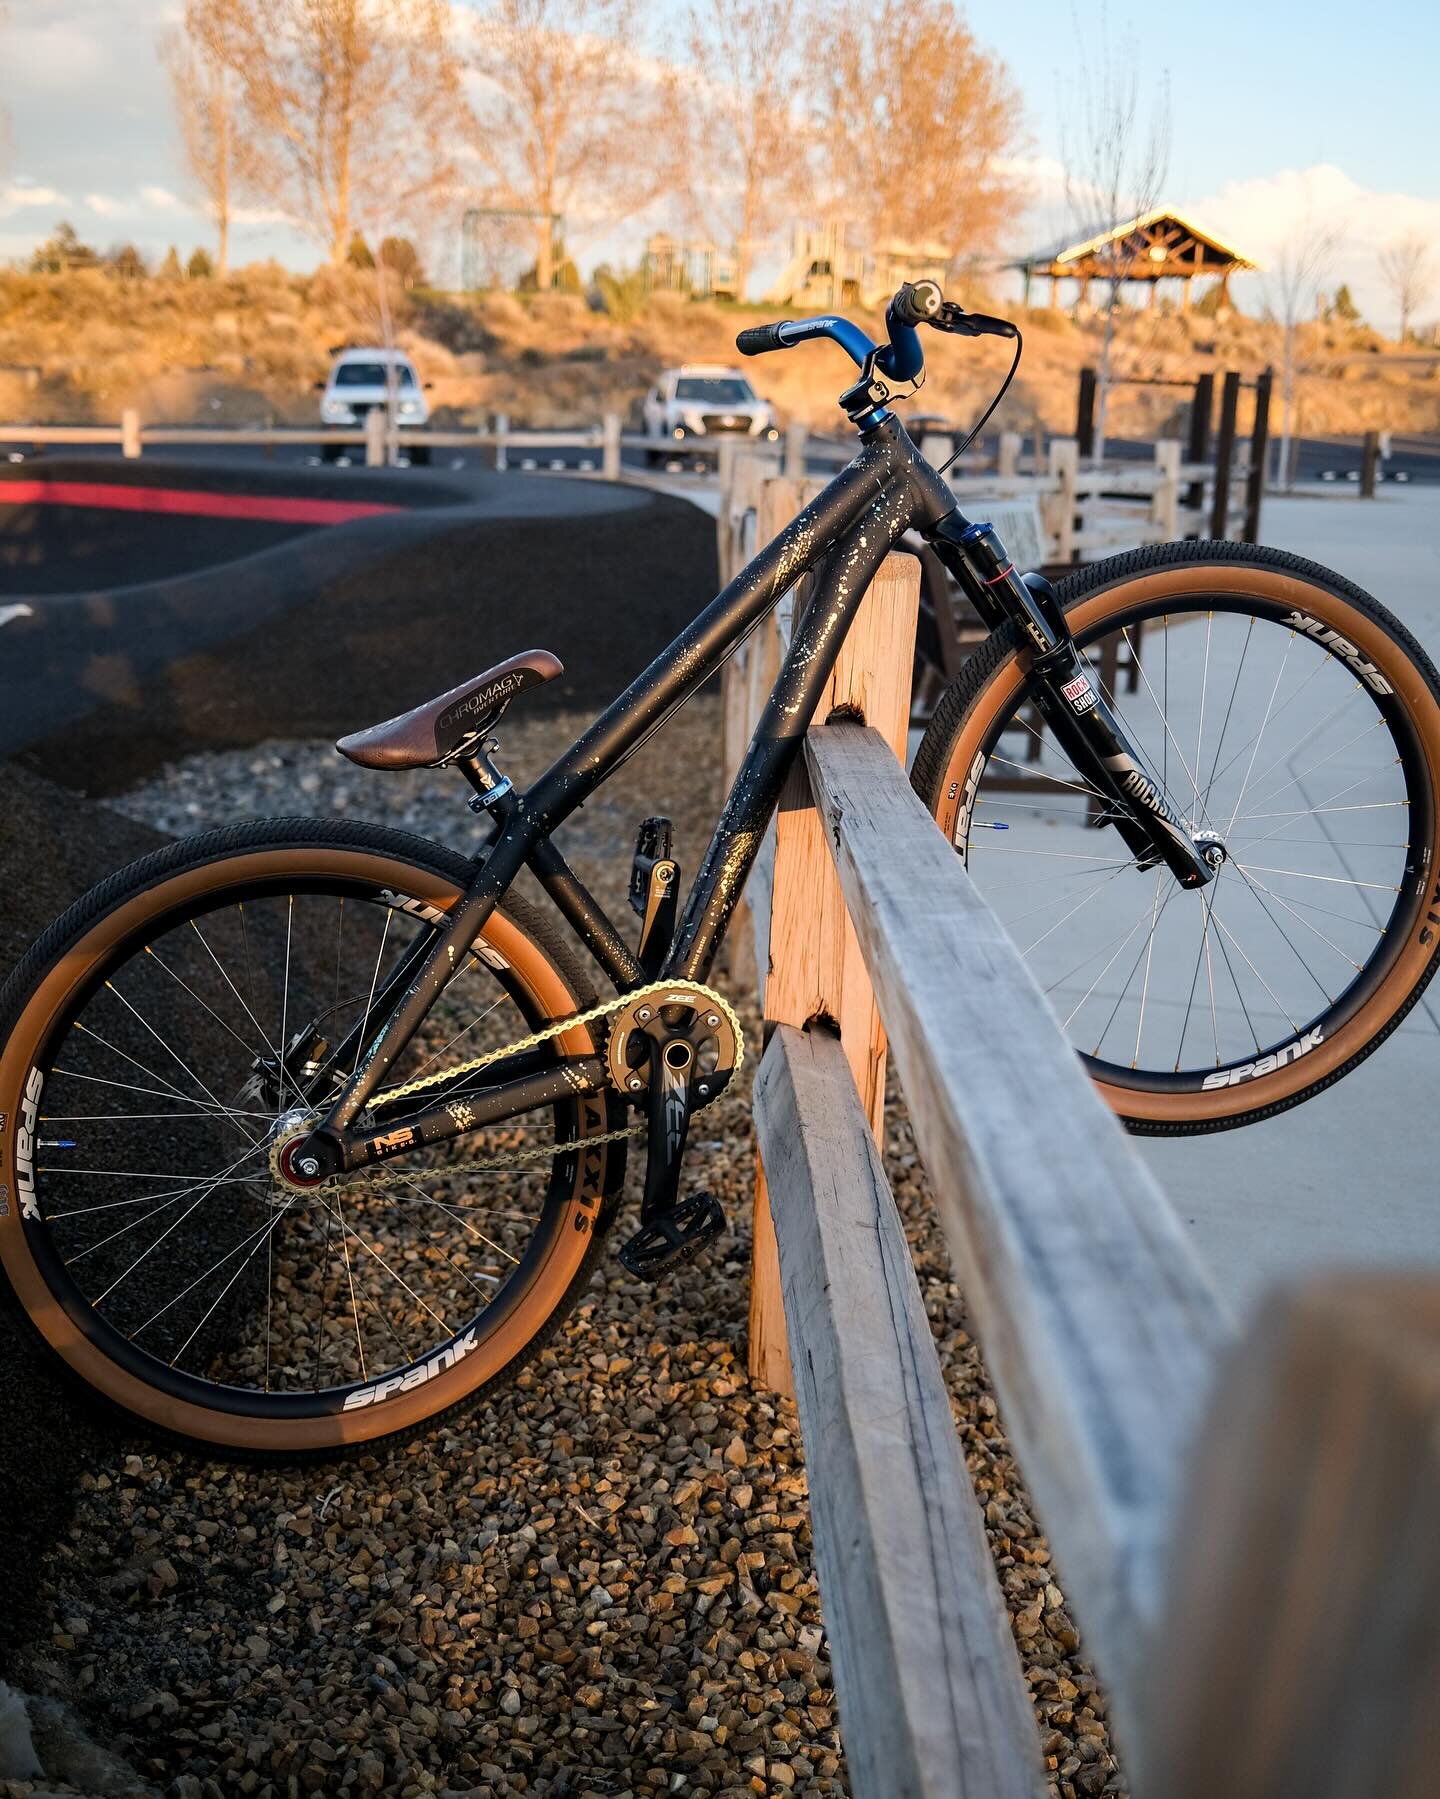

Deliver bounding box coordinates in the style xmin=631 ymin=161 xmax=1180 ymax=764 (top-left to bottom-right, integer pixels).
xmin=770 ymin=312 xmax=924 ymax=384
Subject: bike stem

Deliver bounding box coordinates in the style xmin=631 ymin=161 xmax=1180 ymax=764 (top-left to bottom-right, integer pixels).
xmin=929 ymin=512 xmax=1215 ymax=892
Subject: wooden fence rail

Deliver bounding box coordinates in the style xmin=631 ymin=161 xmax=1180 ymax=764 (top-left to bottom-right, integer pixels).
xmin=726 ymin=469 xmax=1435 ymax=1797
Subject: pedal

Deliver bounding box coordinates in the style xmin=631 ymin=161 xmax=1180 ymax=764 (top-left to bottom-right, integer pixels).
xmin=618 ymin=1191 xmax=727 ymax=1281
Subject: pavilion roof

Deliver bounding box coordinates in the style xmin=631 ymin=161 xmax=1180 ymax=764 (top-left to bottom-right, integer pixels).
xmin=1010 ymin=209 xmax=1259 ymax=277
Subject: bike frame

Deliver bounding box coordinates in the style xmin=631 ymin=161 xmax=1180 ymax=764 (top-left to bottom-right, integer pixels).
xmin=310 ymin=411 xmax=1211 ymax=1178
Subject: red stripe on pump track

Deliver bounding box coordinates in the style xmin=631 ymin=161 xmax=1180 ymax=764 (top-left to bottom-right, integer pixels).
xmin=0 ymin=479 xmax=403 ymax=526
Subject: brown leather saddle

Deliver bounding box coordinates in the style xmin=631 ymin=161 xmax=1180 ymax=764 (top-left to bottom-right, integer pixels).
xmin=335 ymin=650 xmax=563 ymax=771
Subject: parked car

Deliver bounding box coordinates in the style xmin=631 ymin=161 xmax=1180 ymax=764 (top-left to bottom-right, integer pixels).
xmin=318 ymin=348 xmax=431 ymax=463
xmin=641 ymin=366 xmax=779 ymax=460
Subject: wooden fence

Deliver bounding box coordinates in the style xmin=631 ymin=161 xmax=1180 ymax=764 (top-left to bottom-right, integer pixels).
xmin=724 ymin=470 xmax=1439 ymax=1798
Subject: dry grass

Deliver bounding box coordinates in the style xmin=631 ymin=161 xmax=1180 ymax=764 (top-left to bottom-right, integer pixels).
xmin=1 ymin=264 xmax=1436 ymax=442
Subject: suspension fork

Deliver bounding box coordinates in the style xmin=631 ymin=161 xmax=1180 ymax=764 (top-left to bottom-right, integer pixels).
xmin=929 ymin=512 xmax=1214 ymax=891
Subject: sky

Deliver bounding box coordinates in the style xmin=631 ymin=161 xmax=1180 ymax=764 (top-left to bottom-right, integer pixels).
xmin=2 ymin=0 xmax=1438 ymax=328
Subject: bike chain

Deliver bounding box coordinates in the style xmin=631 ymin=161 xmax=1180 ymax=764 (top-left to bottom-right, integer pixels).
xmin=365 ymin=977 xmax=744 ymax=1182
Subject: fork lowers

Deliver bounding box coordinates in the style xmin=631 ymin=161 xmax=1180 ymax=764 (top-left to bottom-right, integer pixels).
xmin=931 ymin=513 xmax=1214 ymax=892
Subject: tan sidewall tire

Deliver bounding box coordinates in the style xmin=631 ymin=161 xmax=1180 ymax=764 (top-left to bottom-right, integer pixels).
xmin=0 ymin=843 xmax=616 ymax=1452
xmin=925 ymin=562 xmax=1440 ymax=1129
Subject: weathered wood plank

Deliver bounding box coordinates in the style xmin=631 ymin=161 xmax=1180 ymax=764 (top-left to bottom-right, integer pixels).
xmin=754 ymin=1023 xmax=1046 ymax=1799
xmin=748 ymin=548 xmax=920 ymax=1395
xmin=803 ymin=722 xmax=1229 ymax=1724
xmin=1140 ymin=1274 xmax=1440 ymax=1799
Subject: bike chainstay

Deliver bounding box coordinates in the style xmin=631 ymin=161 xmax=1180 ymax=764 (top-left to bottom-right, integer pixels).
xmin=367 ymin=977 xmax=745 ymax=1178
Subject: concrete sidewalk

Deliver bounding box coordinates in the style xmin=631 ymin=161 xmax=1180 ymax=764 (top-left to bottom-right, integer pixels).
xmin=1142 ymin=488 xmax=1440 ymax=1318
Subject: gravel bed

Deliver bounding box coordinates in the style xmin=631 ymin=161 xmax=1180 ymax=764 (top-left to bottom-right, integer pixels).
xmin=5 ymin=696 xmax=1125 ymax=1798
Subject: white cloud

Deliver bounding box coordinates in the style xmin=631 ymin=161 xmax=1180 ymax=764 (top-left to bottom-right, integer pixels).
xmin=0 ymin=183 xmax=69 ymax=213
xmin=1184 ymin=164 xmax=1440 ymax=324
xmin=140 ymin=185 xmax=189 ymax=212
xmin=83 ymin=192 xmax=131 ymax=218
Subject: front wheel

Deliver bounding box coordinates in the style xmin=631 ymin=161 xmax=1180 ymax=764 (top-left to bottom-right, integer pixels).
xmin=912 ymin=542 xmax=1440 ymax=1133
xmin=0 ymin=819 xmax=627 ymax=1453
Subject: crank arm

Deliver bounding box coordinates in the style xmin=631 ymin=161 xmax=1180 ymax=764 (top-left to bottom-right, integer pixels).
xmin=641 ymin=1044 xmax=693 ymax=1222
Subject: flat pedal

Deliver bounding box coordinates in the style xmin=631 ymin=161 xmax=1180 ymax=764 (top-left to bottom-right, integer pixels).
xmin=618 ymin=1191 xmax=727 ymax=1281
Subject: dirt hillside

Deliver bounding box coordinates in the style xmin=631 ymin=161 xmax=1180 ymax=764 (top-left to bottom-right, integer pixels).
xmin=2 ymin=264 xmax=1437 ymax=443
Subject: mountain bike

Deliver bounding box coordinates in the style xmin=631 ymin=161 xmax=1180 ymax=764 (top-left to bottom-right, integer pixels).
xmin=5 ymin=281 xmax=1439 ymax=1452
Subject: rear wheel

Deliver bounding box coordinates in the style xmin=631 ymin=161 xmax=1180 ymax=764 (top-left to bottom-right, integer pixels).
xmin=912 ymin=542 xmax=1440 ymax=1132
xmin=0 ymin=819 xmax=626 ymax=1453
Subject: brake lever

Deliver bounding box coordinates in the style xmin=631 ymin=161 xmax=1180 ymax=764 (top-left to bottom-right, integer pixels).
xmin=934 ymin=301 xmax=1019 ymax=341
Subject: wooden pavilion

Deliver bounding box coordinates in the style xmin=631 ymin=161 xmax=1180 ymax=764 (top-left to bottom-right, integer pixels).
xmin=1012 ymin=209 xmax=1257 ymax=311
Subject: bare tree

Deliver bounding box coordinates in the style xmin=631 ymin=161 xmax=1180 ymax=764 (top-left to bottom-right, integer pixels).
xmin=225 ymin=0 xmax=463 ymax=265
xmin=1267 ymin=204 xmax=1340 ymax=490
xmin=1378 ymin=233 xmax=1433 ymax=343
xmin=1058 ymin=7 xmax=1170 ymax=463
xmin=682 ymin=0 xmax=806 ymax=300
xmin=805 ymin=0 xmax=1021 ymax=264
xmin=160 ymin=2 xmax=259 ymax=275
xmin=467 ymin=0 xmax=675 ymax=293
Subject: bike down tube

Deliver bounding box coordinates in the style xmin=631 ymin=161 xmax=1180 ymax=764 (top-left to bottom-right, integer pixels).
xmin=670 ymin=428 xmax=954 ymax=982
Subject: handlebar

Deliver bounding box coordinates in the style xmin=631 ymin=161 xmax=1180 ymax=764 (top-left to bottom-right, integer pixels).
xmin=735 ymin=280 xmax=1018 ymax=382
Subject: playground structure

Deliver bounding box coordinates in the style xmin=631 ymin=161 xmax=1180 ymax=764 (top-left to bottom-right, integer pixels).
xmin=641 ymin=233 xmax=739 ymax=301
xmin=764 ymin=220 xmax=951 ymax=311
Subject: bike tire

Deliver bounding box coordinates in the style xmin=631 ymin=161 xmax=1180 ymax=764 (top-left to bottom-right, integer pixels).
xmin=0 ymin=816 xmax=627 ymax=1456
xmin=911 ymin=540 xmax=1440 ymax=1133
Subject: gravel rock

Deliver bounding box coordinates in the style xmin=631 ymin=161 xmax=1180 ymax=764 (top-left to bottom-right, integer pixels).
xmin=9 ymin=697 xmax=1125 ymax=1796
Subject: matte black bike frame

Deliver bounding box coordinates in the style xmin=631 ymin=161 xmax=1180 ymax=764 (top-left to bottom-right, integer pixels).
xmin=308 ymin=411 xmax=1213 ymax=1181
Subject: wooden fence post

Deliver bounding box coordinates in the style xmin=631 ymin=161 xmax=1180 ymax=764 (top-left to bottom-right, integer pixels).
xmin=784 ymin=418 xmax=808 ymax=479
xmin=494 ymin=411 xmax=509 ymax=472
xmin=601 ymin=411 xmax=622 ymax=480
xmin=365 ymin=407 xmax=387 ymax=467
xmin=1075 ymin=366 xmax=1097 ymax=460
xmin=998 ymin=430 xmax=1021 ymax=477
xmin=1047 ymin=437 xmax=1078 ymax=563
xmin=1360 ymin=428 xmax=1380 ymax=498
xmin=1185 ymin=370 xmax=1214 ymax=523
xmin=1209 ymin=371 xmax=1241 ymax=539
xmin=120 ymin=408 xmax=142 ymax=459
xmin=748 ymin=544 xmax=920 ymax=1394
xmin=1152 ymin=439 xmax=1181 ymax=540
xmin=1243 ymin=367 xmax=1272 ymax=542
xmin=1140 ymin=1275 xmax=1440 ymax=1799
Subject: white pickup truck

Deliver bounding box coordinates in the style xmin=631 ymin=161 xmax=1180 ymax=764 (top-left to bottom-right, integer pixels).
xmin=319 ymin=348 xmax=431 ymax=463
xmin=640 ymin=365 xmax=779 ymax=459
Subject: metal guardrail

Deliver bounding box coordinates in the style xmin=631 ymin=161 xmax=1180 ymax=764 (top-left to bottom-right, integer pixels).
xmin=724 ymin=473 xmax=1437 ymax=1797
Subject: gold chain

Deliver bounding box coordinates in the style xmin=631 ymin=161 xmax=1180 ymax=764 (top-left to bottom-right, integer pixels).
xmin=374 ymin=977 xmax=745 ymax=1111
xmin=354 ymin=978 xmax=744 ymax=1183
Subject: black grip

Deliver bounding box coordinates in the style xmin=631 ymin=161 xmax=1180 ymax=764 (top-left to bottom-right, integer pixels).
xmin=735 ymin=322 xmax=790 ymax=356
xmin=891 ymin=280 xmax=944 ymax=328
